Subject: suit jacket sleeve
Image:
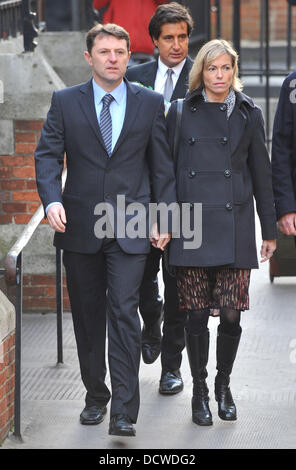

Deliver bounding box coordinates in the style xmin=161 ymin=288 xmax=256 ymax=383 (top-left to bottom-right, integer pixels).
xmin=34 ymin=91 xmax=65 ymax=213
xmin=271 ymin=76 xmax=296 ymax=220
xmin=146 ymin=96 xmax=177 ymax=231
xmin=165 ymin=100 xmax=179 ymax=172
xmin=248 ymin=108 xmax=277 ymax=240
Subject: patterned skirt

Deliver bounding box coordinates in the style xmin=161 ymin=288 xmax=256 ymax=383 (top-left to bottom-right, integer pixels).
xmin=177 ymin=266 xmax=251 ymax=313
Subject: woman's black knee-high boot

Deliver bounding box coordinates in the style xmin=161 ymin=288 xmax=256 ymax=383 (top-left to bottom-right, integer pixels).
xmin=185 ymin=328 xmax=213 ymax=426
xmin=215 ymin=325 xmax=242 ymax=421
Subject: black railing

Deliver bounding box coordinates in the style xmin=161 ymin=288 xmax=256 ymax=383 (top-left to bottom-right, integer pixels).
xmin=0 ymin=169 xmax=67 ymax=440
xmin=0 ymin=0 xmax=38 ymax=51
xmin=187 ymin=0 xmax=295 ymax=145
xmin=0 ymin=0 xmax=22 ymax=40
xmin=22 ymin=0 xmax=38 ymax=51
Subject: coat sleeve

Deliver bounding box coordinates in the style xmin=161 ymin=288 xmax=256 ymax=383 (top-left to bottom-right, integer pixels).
xmin=146 ymin=96 xmax=177 ymax=231
xmin=247 ymin=108 xmax=277 ymax=240
xmin=34 ymin=91 xmax=65 ymax=213
xmin=271 ymin=76 xmax=296 ymax=220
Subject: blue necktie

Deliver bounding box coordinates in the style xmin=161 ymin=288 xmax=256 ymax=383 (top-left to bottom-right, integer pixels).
xmin=100 ymin=94 xmax=114 ymax=157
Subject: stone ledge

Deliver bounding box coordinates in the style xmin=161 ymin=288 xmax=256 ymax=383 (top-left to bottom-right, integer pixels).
xmin=0 ymin=290 xmax=15 ymax=342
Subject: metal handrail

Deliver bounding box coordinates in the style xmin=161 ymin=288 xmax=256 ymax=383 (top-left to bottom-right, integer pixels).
xmin=3 ymin=168 xmax=67 ymax=440
xmin=4 ymin=205 xmax=44 ymax=285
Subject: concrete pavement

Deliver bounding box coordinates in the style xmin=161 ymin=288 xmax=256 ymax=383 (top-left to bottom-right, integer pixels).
xmin=2 ymin=235 xmax=296 ymax=449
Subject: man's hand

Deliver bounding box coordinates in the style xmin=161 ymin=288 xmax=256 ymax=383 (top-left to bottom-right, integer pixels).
xmin=260 ymin=239 xmax=276 ymax=263
xmin=278 ymin=212 xmax=296 ymax=236
xmin=47 ymin=204 xmax=67 ymax=233
xmin=149 ymin=223 xmax=171 ymax=251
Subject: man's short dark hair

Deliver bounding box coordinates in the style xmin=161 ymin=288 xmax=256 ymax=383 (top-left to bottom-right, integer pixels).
xmin=86 ymin=23 xmax=130 ymax=54
xmin=149 ymin=2 xmax=194 ymax=40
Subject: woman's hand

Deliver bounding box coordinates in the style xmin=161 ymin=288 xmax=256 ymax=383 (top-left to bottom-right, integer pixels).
xmin=260 ymin=240 xmax=276 ymax=263
xmin=150 ymin=222 xmax=171 ymax=250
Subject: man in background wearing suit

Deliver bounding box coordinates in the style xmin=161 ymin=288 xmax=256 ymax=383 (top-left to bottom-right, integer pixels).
xmin=126 ymin=2 xmax=194 ymax=396
xmin=35 ymin=23 xmax=176 ymax=437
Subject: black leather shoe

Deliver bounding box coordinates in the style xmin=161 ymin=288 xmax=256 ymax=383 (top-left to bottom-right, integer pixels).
xmin=141 ymin=320 xmax=162 ymax=364
xmin=159 ymin=370 xmax=184 ymax=395
xmin=80 ymin=405 xmax=107 ymax=425
xmin=108 ymin=414 xmax=136 ymax=437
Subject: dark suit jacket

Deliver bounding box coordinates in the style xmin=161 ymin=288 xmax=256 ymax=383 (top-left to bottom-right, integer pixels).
xmin=35 ymin=78 xmax=176 ymax=255
xmin=272 ymin=71 xmax=296 ymax=220
xmin=125 ymin=56 xmax=193 ymax=101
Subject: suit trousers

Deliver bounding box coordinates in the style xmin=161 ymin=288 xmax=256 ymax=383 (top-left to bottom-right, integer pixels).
xmin=139 ymin=246 xmax=187 ymax=371
xmin=63 ymin=238 xmax=147 ymax=423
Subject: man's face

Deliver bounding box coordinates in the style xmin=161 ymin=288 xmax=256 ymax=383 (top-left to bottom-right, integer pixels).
xmin=84 ymin=34 xmax=131 ymax=91
xmin=153 ymin=21 xmax=189 ymax=68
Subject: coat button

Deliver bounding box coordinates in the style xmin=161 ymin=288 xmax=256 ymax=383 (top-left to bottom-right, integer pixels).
xmin=225 ymin=202 xmax=233 ymax=211
xmin=221 ymin=136 xmax=228 ymax=144
xmin=189 ymin=137 xmax=196 ymax=145
xmin=190 ymin=106 xmax=197 ymax=112
xmin=189 ymin=169 xmax=197 ymax=178
xmin=224 ymin=169 xmax=231 ymax=178
xmin=220 ymin=104 xmax=227 ymax=111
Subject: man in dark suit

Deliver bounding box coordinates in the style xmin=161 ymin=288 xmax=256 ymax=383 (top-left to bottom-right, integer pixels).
xmin=35 ymin=23 xmax=176 ymax=437
xmin=272 ymin=71 xmax=296 ymax=235
xmin=126 ymin=2 xmax=194 ymax=395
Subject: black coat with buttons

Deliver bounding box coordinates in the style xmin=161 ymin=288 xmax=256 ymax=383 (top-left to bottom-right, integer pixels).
xmin=166 ymin=88 xmax=277 ymax=269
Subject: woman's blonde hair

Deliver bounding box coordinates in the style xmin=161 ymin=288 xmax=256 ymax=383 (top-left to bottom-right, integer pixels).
xmin=188 ymin=39 xmax=243 ymax=93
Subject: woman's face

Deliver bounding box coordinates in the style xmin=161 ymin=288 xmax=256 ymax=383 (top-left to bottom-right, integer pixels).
xmin=202 ymin=53 xmax=234 ymax=102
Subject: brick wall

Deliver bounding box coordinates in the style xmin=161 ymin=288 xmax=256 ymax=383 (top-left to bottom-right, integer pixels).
xmin=0 ymin=120 xmax=71 ymax=313
xmin=0 ymin=120 xmax=43 ymax=225
xmin=0 ymin=331 xmax=15 ymax=443
xmin=213 ymin=0 xmax=296 ymax=41
xmin=23 ymin=274 xmax=70 ymax=313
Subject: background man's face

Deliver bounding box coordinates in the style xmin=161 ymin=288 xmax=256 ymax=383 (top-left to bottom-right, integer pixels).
xmin=84 ymin=34 xmax=131 ymax=90
xmin=153 ymin=21 xmax=189 ymax=68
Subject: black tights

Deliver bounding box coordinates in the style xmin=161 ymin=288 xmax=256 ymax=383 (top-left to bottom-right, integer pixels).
xmin=186 ymin=308 xmax=241 ymax=337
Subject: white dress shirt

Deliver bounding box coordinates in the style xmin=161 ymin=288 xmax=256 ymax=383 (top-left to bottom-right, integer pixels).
xmin=154 ymin=57 xmax=187 ymax=96
xmin=92 ymin=78 xmax=127 ymax=152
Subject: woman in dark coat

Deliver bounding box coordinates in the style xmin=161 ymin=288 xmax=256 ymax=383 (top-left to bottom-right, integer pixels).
xmin=166 ymin=39 xmax=277 ymax=426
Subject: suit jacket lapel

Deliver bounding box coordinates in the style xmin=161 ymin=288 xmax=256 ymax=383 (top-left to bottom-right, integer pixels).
xmin=78 ymin=79 xmax=106 ymax=151
xmin=171 ymin=57 xmax=193 ymax=101
xmin=140 ymin=61 xmax=158 ymax=89
xmin=111 ymin=79 xmax=141 ymax=157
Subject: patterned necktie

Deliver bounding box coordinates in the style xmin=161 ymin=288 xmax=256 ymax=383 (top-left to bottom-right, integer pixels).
xmin=100 ymin=94 xmax=114 ymax=156
xmin=163 ymin=68 xmax=174 ymax=102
